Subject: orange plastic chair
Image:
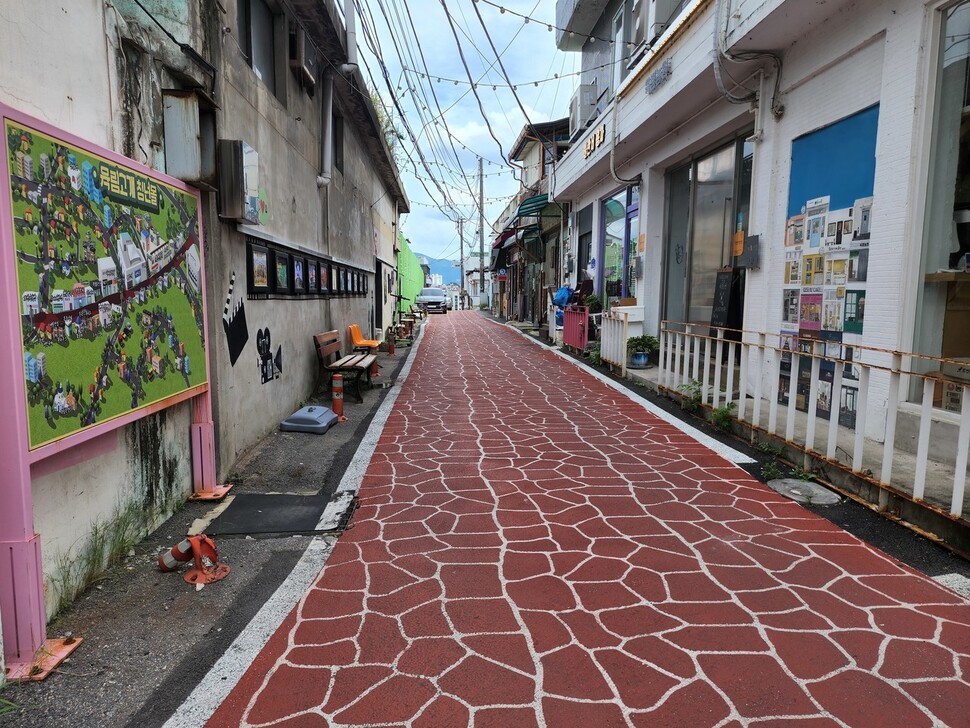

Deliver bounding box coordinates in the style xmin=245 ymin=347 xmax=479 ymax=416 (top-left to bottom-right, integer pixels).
xmin=349 ymin=324 xmax=380 ymax=353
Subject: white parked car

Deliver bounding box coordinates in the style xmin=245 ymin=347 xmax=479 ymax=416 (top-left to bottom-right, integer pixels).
xmin=415 ymin=287 xmax=448 ymax=314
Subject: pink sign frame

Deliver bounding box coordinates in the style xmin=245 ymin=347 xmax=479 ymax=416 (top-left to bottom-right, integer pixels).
xmin=0 ymin=102 xmax=226 ymax=677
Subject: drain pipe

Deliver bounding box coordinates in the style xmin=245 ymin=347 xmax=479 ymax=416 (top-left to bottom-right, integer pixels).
xmin=317 ymin=0 xmax=357 ymax=189
xmin=609 ymin=101 xmax=640 ymax=187
xmin=713 ymin=0 xmax=784 ymax=118
xmin=317 ymin=72 xmax=334 ymax=188
xmin=341 ymin=0 xmax=358 ymax=75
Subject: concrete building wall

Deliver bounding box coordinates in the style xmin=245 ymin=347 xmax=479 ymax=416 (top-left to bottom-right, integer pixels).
xmin=204 ymin=1 xmax=402 ymax=475
xmin=208 ymin=0 xmax=329 ymax=470
xmin=0 ymin=0 xmax=403 ymax=627
xmin=736 ymin=0 xmax=928 ymax=440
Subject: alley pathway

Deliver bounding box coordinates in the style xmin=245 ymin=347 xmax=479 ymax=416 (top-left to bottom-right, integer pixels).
xmin=204 ymin=312 xmax=970 ymax=727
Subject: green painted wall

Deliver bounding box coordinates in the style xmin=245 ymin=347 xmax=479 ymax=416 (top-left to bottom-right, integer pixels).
xmin=397 ymin=235 xmax=423 ymax=313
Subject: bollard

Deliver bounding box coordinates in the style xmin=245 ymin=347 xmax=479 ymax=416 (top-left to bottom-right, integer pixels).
xmin=332 ymin=373 xmax=347 ymax=421
xmin=388 ymin=337 xmax=395 ymax=357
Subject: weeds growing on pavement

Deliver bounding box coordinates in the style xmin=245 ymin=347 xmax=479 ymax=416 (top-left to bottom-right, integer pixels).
xmin=678 ymin=380 xmax=703 ymax=412
xmin=710 ymin=401 xmax=737 ymax=431
xmin=0 ymin=699 xmax=18 ymax=716
xmin=47 ymin=491 xmax=180 ymax=616
xmin=762 ymin=460 xmax=784 ymax=481
xmin=791 ymin=465 xmax=817 ymax=481
xmin=587 ymin=341 xmax=602 ymax=366
xmin=757 ymin=441 xmax=785 ymax=458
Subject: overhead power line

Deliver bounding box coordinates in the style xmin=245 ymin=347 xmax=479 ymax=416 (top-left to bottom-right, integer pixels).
xmin=401 ymin=56 xmax=620 ymax=90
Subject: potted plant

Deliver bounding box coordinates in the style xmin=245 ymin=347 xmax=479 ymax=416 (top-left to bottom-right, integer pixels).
xmin=584 ymin=292 xmax=604 ymax=314
xmin=626 ymin=334 xmax=659 ymax=368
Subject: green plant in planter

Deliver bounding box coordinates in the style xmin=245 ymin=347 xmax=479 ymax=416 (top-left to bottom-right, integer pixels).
xmin=584 ymin=293 xmax=604 ymax=314
xmin=587 ymin=340 xmax=602 ymax=365
xmin=626 ymin=335 xmax=659 ymax=367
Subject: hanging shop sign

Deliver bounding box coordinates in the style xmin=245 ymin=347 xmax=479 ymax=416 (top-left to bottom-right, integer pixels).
xmin=645 ymin=59 xmax=673 ymax=95
xmin=496 ymin=267 xmax=508 ymax=282
xmin=3 ymin=104 xmax=210 ymax=451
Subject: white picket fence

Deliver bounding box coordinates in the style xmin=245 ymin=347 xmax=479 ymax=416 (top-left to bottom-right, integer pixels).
xmin=659 ymin=322 xmax=970 ymax=519
xmin=600 ymin=310 xmax=630 ymax=377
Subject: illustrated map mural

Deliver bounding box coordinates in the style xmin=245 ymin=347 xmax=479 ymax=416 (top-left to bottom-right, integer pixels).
xmin=6 ymin=115 xmax=209 ymax=449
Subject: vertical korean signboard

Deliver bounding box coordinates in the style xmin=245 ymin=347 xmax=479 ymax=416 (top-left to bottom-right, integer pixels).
xmin=4 ymin=107 xmax=209 ymax=451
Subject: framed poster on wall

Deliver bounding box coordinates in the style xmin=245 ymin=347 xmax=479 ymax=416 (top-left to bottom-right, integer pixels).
xmin=273 ymin=251 xmax=291 ymax=294
xmin=292 ymin=256 xmax=306 ymax=294
xmin=307 ymin=259 xmax=318 ymax=293
xmin=248 ymin=242 xmax=270 ymax=293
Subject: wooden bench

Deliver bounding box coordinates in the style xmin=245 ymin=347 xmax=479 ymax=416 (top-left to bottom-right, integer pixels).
xmin=314 ymin=330 xmax=376 ymax=403
xmin=348 ymin=324 xmax=380 ymax=353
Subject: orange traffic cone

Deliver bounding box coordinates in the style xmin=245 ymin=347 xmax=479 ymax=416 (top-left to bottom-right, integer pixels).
xmin=158 ymin=537 xmax=193 ymax=572
xmin=182 ymin=534 xmax=230 ymax=585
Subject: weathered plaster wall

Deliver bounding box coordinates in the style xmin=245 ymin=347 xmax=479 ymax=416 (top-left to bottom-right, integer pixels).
xmin=0 ymin=0 xmax=207 ymax=617
xmin=0 ymin=0 xmax=116 ymax=148
xmin=32 ymin=407 xmax=192 ymax=615
xmin=209 ymin=4 xmax=400 ymax=476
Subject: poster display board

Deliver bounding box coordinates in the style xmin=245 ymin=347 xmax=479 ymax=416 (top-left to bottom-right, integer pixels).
xmin=3 ymin=107 xmax=209 ymax=451
xmin=778 ymin=105 xmax=878 ymax=427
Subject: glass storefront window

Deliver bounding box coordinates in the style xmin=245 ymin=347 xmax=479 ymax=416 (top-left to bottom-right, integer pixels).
xmin=600 ymin=186 xmax=640 ymax=306
xmin=603 ymin=189 xmax=626 ymax=301
xmin=917 ymin=0 xmax=970 ymax=368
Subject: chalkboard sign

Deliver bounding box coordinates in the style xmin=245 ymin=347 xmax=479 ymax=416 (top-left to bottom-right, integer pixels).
xmin=710 ymin=268 xmax=734 ymax=329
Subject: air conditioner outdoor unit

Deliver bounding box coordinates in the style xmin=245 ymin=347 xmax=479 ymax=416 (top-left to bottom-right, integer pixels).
xmin=648 ymin=0 xmax=680 ymax=43
xmin=289 ymin=25 xmax=317 ymax=94
xmin=569 ymin=84 xmax=597 ymax=138
xmin=218 ymin=140 xmax=260 ymax=225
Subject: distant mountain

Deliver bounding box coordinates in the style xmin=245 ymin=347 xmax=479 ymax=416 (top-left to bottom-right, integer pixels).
xmin=414 ymin=253 xmax=461 ymax=284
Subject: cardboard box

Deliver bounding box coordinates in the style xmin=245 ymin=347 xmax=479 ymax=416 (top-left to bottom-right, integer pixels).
xmin=942 ymin=358 xmax=970 ymax=382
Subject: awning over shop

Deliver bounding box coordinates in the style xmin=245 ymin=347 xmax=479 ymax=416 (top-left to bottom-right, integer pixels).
xmin=516 ymin=225 xmax=541 ymax=245
xmin=517 ymin=194 xmax=549 ymax=218
xmin=492 ymin=228 xmax=516 ymax=249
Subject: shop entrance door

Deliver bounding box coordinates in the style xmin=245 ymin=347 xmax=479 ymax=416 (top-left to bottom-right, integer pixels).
xmin=663 ymin=138 xmax=752 ymax=326
xmin=688 ymin=145 xmax=735 ymax=323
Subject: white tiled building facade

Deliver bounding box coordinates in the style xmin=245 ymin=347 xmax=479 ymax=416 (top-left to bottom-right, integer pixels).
xmin=553 ymin=0 xmax=970 ymax=441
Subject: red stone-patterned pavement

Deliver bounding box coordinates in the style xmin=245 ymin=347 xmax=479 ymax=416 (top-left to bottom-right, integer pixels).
xmin=207 ymin=312 xmax=970 ymax=727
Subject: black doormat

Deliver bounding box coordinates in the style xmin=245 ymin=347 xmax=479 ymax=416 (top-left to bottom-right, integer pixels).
xmin=206 ymin=493 xmax=332 ymax=535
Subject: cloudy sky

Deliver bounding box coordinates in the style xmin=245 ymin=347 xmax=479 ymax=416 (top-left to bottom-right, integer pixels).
xmin=354 ymin=0 xmax=581 ymax=261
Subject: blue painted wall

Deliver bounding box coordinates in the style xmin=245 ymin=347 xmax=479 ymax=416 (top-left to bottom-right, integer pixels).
xmin=787 ymin=105 xmax=880 ymax=218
